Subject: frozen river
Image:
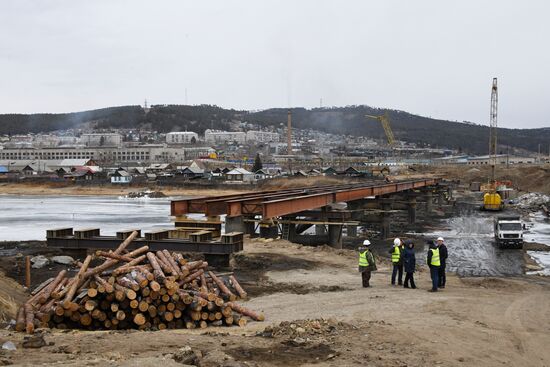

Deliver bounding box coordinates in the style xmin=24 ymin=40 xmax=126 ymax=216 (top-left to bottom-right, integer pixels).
xmin=0 ymin=195 xmax=181 ymax=241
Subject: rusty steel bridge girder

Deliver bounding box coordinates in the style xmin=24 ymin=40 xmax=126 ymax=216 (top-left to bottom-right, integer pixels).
xmin=171 ymin=179 xmax=440 ymax=219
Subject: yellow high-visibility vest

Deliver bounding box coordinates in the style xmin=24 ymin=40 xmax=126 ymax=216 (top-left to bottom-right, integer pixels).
xmin=430 ymin=248 xmax=441 ymax=266
xmin=359 ymin=251 xmax=370 ymax=267
xmin=391 ymin=246 xmax=401 ymax=263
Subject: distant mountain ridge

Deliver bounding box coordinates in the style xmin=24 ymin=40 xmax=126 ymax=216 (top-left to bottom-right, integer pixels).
xmin=0 ymin=104 xmax=547 ymax=155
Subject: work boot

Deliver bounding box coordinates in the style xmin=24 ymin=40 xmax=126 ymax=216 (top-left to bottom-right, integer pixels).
xmin=428 ymin=289 xmax=438 ymax=292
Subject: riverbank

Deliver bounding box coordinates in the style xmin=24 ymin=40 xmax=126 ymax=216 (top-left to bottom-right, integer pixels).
xmin=0 ymin=182 xmax=244 ymax=197
xmin=1 ymin=238 xmax=550 ymax=366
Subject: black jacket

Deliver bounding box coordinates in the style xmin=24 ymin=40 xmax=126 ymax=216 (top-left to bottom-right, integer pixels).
xmin=403 ymin=247 xmax=416 ymax=273
xmin=439 ymin=244 xmax=448 ymax=266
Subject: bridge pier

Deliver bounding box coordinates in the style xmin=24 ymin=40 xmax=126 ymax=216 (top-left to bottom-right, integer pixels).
xmin=225 ymin=216 xmax=245 ymax=234
xmin=380 ymin=199 xmax=392 ymax=239
xmin=244 ymin=219 xmax=256 ymax=236
xmin=259 ymin=221 xmax=279 ymax=239
xmin=315 ymin=225 xmax=327 ymax=235
xmin=346 ymin=225 xmax=358 ymax=237
xmin=407 ymin=196 xmax=417 ymax=224
xmin=424 ymin=191 xmax=434 ymax=212
xmin=328 ymin=223 xmax=343 ymax=249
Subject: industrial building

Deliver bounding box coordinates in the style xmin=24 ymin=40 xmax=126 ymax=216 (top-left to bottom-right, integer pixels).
xmin=0 ymin=145 xmax=215 ymax=164
xmin=80 ymin=133 xmax=123 ymax=147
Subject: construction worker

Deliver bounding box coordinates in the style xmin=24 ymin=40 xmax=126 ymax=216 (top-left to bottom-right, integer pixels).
xmin=403 ymin=240 xmax=416 ymax=289
xmin=427 ymin=240 xmax=441 ymax=292
xmin=358 ymin=240 xmax=376 ymax=288
xmin=437 ymin=237 xmax=448 ymax=288
xmin=389 ymin=238 xmax=403 ymax=285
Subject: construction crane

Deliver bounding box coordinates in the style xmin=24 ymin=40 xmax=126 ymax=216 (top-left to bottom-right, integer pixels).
xmin=483 ymin=77 xmax=503 ymax=210
xmin=366 ymin=111 xmax=395 ymax=147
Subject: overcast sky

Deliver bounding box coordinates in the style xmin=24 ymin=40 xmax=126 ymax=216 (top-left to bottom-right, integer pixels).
xmin=0 ymin=1 xmax=549 ymax=128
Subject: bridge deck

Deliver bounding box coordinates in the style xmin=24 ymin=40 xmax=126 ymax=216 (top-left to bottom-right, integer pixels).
xmin=171 ymin=179 xmax=440 ymax=219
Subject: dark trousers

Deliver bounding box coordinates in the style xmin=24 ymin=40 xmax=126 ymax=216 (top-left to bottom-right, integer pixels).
xmin=361 ymin=270 xmax=371 ymax=287
xmin=430 ymin=266 xmax=440 ymax=291
xmin=391 ymin=263 xmax=403 ymax=285
xmin=404 ymin=272 xmax=416 ymax=288
xmin=438 ymin=264 xmax=446 ymax=287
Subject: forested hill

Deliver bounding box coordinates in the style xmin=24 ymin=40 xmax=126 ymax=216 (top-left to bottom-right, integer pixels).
xmin=0 ymin=104 xmax=548 ymax=155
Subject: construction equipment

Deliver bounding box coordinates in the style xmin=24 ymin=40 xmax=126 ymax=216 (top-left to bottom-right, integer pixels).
xmin=494 ymin=215 xmax=523 ymax=249
xmin=483 ymin=78 xmax=503 ymax=211
xmin=366 ymin=111 xmax=395 ymax=146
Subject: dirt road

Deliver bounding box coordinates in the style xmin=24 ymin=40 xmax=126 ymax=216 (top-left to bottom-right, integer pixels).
xmin=1 ymin=239 xmax=549 ymax=366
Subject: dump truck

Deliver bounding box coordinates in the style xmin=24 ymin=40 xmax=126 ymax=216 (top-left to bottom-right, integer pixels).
xmin=494 ymin=215 xmax=523 ymax=249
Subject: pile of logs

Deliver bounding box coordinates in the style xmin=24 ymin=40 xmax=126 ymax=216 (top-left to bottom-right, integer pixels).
xmin=15 ymin=231 xmax=263 ymax=333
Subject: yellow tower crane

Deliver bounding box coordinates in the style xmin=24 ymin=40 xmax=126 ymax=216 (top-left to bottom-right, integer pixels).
xmin=366 ymin=111 xmax=395 ymax=147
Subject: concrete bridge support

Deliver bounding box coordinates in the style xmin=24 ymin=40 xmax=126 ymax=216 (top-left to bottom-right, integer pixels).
xmin=328 ymin=223 xmax=343 ymax=249
xmin=380 ymin=199 xmax=392 ymax=239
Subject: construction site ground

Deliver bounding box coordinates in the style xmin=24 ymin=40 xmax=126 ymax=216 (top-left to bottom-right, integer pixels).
xmin=0 ymin=238 xmax=549 ymax=366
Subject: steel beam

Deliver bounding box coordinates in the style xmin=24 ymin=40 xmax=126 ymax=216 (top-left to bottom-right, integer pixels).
xmin=171 ymin=179 xmax=440 ymax=219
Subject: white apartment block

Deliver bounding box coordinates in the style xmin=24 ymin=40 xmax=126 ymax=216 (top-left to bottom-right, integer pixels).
xmin=166 ymin=132 xmax=199 ymax=144
xmin=246 ymin=130 xmax=279 ymax=143
xmin=0 ymin=145 xmax=215 ymax=164
xmin=80 ymin=133 xmax=123 ymax=147
xmin=204 ymin=129 xmax=246 ymax=144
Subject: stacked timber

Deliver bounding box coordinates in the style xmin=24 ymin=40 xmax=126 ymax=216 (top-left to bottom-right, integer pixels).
xmin=16 ymin=231 xmax=263 ymax=333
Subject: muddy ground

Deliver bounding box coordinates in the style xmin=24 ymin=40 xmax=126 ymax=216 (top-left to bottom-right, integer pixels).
xmin=0 ymin=238 xmax=549 ymax=366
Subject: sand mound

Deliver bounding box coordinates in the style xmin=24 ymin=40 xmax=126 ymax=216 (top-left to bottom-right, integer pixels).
xmin=0 ymin=270 xmax=27 ymax=322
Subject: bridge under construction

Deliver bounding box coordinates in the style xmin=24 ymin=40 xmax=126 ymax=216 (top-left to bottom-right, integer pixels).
xmin=171 ymin=178 xmax=449 ymax=248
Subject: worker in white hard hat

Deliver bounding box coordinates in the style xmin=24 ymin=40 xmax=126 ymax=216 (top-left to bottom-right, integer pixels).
xmin=389 ymin=238 xmax=404 ymax=286
xmin=436 ymin=237 xmax=448 ymax=288
xmin=358 ymin=240 xmax=377 ymax=288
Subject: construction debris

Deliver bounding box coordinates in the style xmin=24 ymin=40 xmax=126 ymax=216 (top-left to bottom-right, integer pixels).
xmin=15 ymin=231 xmax=263 ymax=333
xmin=515 ymin=192 xmax=550 ymax=211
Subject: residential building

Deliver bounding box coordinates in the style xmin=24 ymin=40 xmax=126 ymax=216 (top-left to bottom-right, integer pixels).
xmin=205 ymin=129 xmax=246 ymax=144
xmin=166 ymin=132 xmax=199 ymax=144
xmin=246 ymin=130 xmax=279 ymax=143
xmin=111 ymin=170 xmax=133 ymax=184
xmin=80 ymin=133 xmax=123 ymax=147
xmin=225 ymin=168 xmax=254 ymax=182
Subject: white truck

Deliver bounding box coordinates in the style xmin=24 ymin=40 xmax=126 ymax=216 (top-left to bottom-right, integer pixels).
xmin=494 ymin=215 xmax=524 ymax=249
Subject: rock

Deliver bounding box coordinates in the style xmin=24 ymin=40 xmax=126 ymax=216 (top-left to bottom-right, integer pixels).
xmin=200 ymin=350 xmax=235 ymax=367
xmin=30 ymin=255 xmax=49 ymax=269
xmin=288 ymin=337 xmax=306 ymax=346
xmin=119 ymin=356 xmax=188 ymax=367
xmin=51 ymin=256 xmax=75 ymax=265
xmin=172 ymin=346 xmax=199 ymax=365
xmin=22 ymin=335 xmax=46 ymax=349
xmin=1 ymin=342 xmax=15 ymax=351
xmin=295 ymin=327 xmax=306 ymax=334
